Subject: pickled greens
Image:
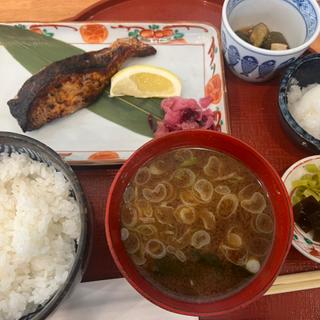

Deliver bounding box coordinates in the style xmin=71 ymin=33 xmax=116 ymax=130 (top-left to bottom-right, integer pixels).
xmin=292 ymin=163 xmax=320 ymax=205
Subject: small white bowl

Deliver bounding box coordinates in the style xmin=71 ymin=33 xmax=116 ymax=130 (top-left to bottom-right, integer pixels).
xmin=221 ymin=0 xmax=320 ymax=82
xmin=282 ymin=155 xmax=320 ymax=263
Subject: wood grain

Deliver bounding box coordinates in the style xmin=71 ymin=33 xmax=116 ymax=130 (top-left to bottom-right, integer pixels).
xmin=0 ymin=0 xmax=100 ymax=22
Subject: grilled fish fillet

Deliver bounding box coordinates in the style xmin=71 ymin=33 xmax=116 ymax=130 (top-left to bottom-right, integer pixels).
xmin=8 ymin=38 xmax=156 ymax=132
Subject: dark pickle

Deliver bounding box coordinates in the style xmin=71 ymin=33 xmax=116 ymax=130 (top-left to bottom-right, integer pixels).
xmin=293 ymin=196 xmax=320 ymax=241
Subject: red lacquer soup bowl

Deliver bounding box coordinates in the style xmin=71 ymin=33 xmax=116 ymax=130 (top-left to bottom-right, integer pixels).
xmin=105 ymin=130 xmax=293 ymax=316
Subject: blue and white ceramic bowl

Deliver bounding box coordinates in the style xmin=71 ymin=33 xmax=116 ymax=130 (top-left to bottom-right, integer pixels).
xmin=221 ymin=0 xmax=320 ymax=82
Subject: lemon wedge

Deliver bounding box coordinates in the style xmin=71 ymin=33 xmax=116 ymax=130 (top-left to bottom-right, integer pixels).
xmin=110 ymin=65 xmax=181 ymax=98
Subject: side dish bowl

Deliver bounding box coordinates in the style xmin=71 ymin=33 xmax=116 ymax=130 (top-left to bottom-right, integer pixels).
xmin=282 ymin=155 xmax=320 ymax=264
xmin=279 ymin=54 xmax=320 ymax=153
xmin=0 ymin=132 xmax=90 ymax=320
xmin=221 ymin=0 xmax=320 ymax=82
xmin=106 ymin=130 xmax=293 ymax=316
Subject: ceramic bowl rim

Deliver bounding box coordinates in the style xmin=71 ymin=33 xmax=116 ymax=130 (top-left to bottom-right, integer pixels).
xmin=278 ymin=53 xmax=320 ymax=151
xmin=0 ymin=131 xmax=90 ymax=320
xmin=105 ymin=129 xmax=293 ymax=317
xmin=222 ymin=0 xmax=320 ymax=56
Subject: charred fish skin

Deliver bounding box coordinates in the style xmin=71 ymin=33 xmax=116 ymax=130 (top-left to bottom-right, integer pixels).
xmin=7 ymin=38 xmax=157 ymax=132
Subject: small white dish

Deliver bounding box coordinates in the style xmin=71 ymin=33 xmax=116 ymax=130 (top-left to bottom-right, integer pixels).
xmin=282 ymin=155 xmax=320 ymax=263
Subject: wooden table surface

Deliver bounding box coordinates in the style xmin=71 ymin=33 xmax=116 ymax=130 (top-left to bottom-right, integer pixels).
xmin=2 ymin=1 xmax=320 ymax=319
xmin=0 ymin=0 xmax=100 ymax=22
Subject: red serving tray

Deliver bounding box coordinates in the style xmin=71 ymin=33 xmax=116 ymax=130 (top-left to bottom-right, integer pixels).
xmin=70 ymin=1 xmax=320 ymax=319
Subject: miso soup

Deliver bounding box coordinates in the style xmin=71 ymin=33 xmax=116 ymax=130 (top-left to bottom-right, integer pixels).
xmin=120 ymin=148 xmax=274 ymax=302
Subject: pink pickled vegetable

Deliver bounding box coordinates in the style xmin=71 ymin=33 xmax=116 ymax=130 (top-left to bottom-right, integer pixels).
xmin=154 ymin=96 xmax=222 ymax=138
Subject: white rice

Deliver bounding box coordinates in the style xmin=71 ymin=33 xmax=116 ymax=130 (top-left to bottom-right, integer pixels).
xmin=0 ymin=153 xmax=81 ymax=320
xmin=287 ymin=82 xmax=320 ymax=139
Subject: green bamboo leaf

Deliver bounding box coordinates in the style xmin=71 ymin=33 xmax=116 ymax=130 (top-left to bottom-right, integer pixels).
xmin=0 ymin=25 xmax=82 ymax=73
xmin=0 ymin=25 xmax=163 ymax=137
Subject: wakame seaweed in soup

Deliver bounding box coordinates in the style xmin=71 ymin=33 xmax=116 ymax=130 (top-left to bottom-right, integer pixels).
xmin=120 ymin=148 xmax=274 ymax=302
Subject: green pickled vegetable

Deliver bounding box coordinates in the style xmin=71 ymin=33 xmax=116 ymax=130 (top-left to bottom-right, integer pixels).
xmin=292 ymin=163 xmax=320 ymax=204
xmin=305 ymin=164 xmax=319 ymax=173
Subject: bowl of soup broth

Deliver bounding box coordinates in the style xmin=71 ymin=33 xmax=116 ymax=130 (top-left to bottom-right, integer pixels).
xmin=106 ymin=130 xmax=293 ymax=316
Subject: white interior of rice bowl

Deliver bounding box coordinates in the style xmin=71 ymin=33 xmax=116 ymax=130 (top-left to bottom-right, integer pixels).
xmin=0 ymin=153 xmax=81 ymax=320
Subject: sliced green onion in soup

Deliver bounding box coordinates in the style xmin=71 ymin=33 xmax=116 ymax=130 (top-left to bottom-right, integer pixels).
xmin=154 ymin=205 xmax=175 ymax=225
xmin=203 ymin=155 xmax=222 ymax=178
xmin=255 ymin=213 xmax=274 ymax=234
xmin=215 ymin=172 xmax=243 ymax=182
xmin=174 ymin=205 xmax=196 ymax=225
xmin=136 ymin=224 xmax=158 ymax=238
xmin=199 ymin=208 xmax=216 ymax=231
xmin=123 ymin=232 xmax=140 ymax=254
xmin=164 ymin=230 xmax=175 ymax=236
xmin=149 ymin=159 xmax=166 ymax=175
xmin=241 ymin=192 xmax=266 ymax=214
xmin=220 ymin=244 xmax=248 ymax=266
xmin=238 ymin=183 xmax=259 ymax=201
xmin=139 ymin=217 xmax=155 ymax=224
xmin=193 ymin=179 xmax=214 ymax=202
xmin=160 ymin=230 xmax=176 ymax=247
xmin=167 ymin=245 xmax=176 ymax=254
xmin=135 ymin=199 xmax=153 ymax=218
xmin=122 ymin=207 xmax=138 ymax=228
xmin=142 ymin=183 xmax=167 ymax=203
xmin=216 ymin=194 xmax=239 ymax=219
xmin=123 ymin=186 xmax=135 ymax=204
xmin=166 ymin=245 xmax=187 ymax=262
xmin=175 ymin=249 xmax=187 ymax=262
xmin=161 ymin=181 xmax=176 ymax=203
xmin=170 ymin=168 xmax=196 ymax=188
xmin=134 ymin=167 xmax=151 ymax=185
xmin=191 ymin=230 xmax=211 ymax=249
xmin=131 ymin=249 xmax=147 ymax=266
xmin=214 ymin=185 xmax=231 ymax=195
xmin=174 ymin=148 xmax=193 ymax=162
xmin=145 ymin=239 xmax=166 ymax=259
xmin=176 ymin=227 xmax=194 ymax=249
xmin=179 ymin=189 xmax=201 ymax=206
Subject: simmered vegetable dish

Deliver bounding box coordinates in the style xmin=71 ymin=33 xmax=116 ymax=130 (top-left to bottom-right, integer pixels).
xmin=235 ymin=23 xmax=289 ymax=50
xmin=120 ymin=148 xmax=274 ymax=301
